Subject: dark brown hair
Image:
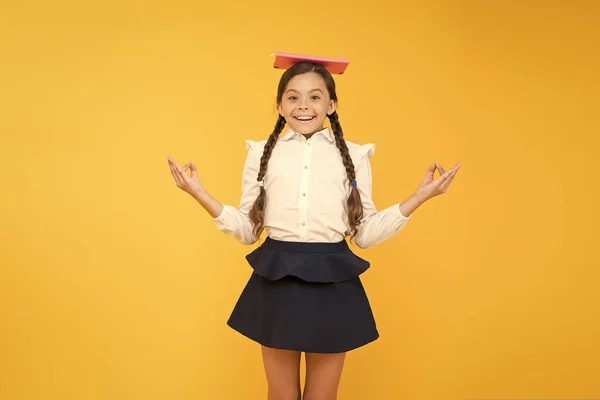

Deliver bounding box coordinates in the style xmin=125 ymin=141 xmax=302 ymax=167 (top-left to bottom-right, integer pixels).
xmin=249 ymin=62 xmax=364 ymax=242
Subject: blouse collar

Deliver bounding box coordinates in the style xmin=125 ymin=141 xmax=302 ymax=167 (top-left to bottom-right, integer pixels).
xmin=281 ymin=126 xmax=334 ymax=143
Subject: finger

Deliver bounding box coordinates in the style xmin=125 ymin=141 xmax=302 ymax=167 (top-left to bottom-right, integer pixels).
xmin=169 ymin=162 xmax=183 ymax=186
xmin=167 ymin=156 xmax=179 ymax=167
xmin=168 ymin=157 xmax=181 ymax=170
xmin=173 ymin=162 xmax=189 ymax=183
xmin=168 ymin=158 xmax=187 ymax=186
xmin=174 ymin=164 xmax=186 ymax=181
xmin=168 ymin=157 xmax=180 ymax=172
xmin=435 ymin=169 xmax=454 ymax=186
xmin=436 ymin=165 xmax=444 ymax=178
xmin=441 ymin=169 xmax=459 ymax=191
xmin=168 ymin=156 xmax=183 ymax=167
xmin=436 ymin=163 xmax=446 ymax=175
xmin=182 ymin=162 xmax=191 ymax=172
xmin=189 ymin=162 xmax=198 ymax=179
xmin=424 ymin=163 xmax=436 ymax=179
xmin=440 ymin=175 xmax=455 ymax=192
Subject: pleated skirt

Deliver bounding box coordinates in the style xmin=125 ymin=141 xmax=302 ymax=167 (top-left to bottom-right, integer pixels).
xmin=227 ymin=237 xmax=379 ymax=353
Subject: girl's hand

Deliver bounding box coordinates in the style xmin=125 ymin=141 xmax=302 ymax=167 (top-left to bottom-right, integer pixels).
xmin=414 ymin=162 xmax=461 ymax=202
xmin=167 ymin=156 xmax=206 ymax=200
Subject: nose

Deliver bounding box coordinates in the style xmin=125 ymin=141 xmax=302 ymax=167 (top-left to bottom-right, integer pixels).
xmin=298 ymin=97 xmax=309 ymax=110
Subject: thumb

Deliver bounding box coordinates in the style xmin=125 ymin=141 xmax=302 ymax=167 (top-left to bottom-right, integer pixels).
xmin=424 ymin=163 xmax=435 ymax=178
xmin=189 ymin=162 xmax=198 ymax=178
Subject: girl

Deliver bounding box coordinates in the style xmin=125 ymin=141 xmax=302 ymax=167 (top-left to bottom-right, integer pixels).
xmin=168 ymin=57 xmax=460 ymax=400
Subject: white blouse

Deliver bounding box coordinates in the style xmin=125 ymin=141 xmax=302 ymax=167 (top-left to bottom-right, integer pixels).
xmin=213 ymin=126 xmax=410 ymax=248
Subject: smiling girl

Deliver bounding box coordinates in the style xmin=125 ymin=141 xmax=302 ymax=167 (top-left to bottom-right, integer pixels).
xmin=168 ymin=55 xmax=460 ymax=400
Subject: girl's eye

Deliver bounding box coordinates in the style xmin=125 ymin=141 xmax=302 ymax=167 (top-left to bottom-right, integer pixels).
xmin=289 ymin=96 xmax=297 ymax=100
xmin=311 ymin=96 xmax=320 ymax=100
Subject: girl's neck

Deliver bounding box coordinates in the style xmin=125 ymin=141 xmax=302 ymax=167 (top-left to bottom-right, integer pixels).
xmin=299 ymin=126 xmax=326 ymax=140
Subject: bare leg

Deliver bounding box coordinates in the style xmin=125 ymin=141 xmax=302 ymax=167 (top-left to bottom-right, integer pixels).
xmin=303 ymin=352 xmax=346 ymax=400
xmin=261 ymin=345 xmax=302 ymax=400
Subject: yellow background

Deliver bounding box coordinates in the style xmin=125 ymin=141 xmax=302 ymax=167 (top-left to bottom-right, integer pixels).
xmin=1 ymin=0 xmax=599 ymax=399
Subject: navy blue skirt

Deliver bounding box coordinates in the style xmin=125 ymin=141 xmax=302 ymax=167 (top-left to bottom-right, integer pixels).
xmin=227 ymin=237 xmax=379 ymax=353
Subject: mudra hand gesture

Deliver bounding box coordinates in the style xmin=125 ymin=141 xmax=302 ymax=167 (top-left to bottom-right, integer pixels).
xmin=415 ymin=162 xmax=461 ymax=201
xmin=167 ymin=156 xmax=206 ymax=200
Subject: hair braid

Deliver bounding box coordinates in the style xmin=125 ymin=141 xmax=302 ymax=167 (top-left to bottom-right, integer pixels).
xmin=249 ymin=114 xmax=287 ymax=240
xmin=328 ymin=111 xmax=364 ymax=241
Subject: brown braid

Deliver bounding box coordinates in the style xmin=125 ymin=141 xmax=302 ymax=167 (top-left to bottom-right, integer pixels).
xmin=248 ymin=114 xmax=286 ymax=239
xmin=328 ymin=111 xmax=364 ymax=241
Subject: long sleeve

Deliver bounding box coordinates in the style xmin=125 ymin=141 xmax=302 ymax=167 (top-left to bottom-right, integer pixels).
xmin=213 ymin=140 xmax=263 ymax=245
xmin=352 ymin=144 xmax=410 ymax=249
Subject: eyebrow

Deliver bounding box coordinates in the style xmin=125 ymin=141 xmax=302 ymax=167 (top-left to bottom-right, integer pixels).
xmin=285 ymin=88 xmax=325 ymax=94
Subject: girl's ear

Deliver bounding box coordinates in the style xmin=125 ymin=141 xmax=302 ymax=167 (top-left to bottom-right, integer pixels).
xmin=327 ymin=100 xmax=337 ymax=115
xmin=277 ymin=103 xmax=283 ymax=116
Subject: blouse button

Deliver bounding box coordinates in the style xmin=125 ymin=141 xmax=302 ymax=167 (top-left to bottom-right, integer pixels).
xmin=307 ymin=142 xmax=311 ymax=146
xmin=304 ymin=166 xmax=308 ymax=170
xmin=302 ymin=193 xmax=306 ymax=196
xmin=302 ymin=222 xmax=306 ymax=226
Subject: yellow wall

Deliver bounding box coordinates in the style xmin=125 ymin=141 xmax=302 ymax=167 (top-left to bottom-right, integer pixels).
xmin=1 ymin=1 xmax=598 ymax=399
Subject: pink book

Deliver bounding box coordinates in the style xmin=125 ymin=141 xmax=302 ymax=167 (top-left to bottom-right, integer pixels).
xmin=272 ymin=52 xmax=350 ymax=74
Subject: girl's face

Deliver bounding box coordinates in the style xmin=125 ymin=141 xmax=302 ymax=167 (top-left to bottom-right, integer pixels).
xmin=278 ymin=72 xmax=337 ymax=135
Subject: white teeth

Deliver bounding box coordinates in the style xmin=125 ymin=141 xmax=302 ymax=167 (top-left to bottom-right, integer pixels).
xmin=296 ymin=116 xmax=314 ymax=120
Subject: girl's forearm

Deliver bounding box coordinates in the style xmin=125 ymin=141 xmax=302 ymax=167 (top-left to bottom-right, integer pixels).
xmin=399 ymin=193 xmax=427 ymax=218
xmin=193 ymin=190 xmax=224 ymax=218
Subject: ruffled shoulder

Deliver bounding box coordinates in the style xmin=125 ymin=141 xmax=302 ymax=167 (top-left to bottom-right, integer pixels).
xmin=346 ymin=141 xmax=376 ymax=166
xmin=245 ymin=139 xmax=267 ymax=160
